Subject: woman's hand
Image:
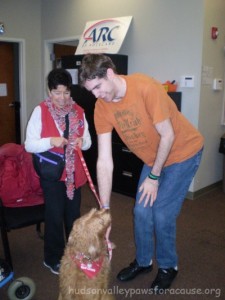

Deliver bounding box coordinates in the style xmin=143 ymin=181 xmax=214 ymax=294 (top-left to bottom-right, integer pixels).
xmin=70 ymin=137 xmax=83 ymax=150
xmin=138 ymin=177 xmax=159 ymax=207
xmin=50 ymin=137 xmax=68 ymax=148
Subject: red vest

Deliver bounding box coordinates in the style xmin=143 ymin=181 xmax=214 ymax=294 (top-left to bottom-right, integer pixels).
xmin=39 ymin=101 xmax=87 ymax=188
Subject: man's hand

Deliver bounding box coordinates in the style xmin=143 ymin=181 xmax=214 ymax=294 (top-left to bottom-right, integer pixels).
xmin=70 ymin=137 xmax=83 ymax=150
xmin=138 ymin=177 xmax=159 ymax=207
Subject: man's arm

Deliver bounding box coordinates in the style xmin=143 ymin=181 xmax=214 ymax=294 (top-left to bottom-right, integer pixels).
xmin=151 ymin=118 xmax=175 ymax=176
xmin=139 ymin=118 xmax=175 ymax=207
xmin=96 ymin=132 xmax=113 ymax=208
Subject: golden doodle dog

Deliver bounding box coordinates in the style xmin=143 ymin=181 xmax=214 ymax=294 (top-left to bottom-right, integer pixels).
xmin=58 ymin=208 xmax=115 ymax=300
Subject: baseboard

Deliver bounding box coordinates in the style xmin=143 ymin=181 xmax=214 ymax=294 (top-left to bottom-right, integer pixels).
xmin=186 ymin=181 xmax=222 ymax=200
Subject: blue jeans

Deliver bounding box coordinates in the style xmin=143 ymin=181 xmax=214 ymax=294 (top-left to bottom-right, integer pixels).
xmin=134 ymin=148 xmax=203 ymax=269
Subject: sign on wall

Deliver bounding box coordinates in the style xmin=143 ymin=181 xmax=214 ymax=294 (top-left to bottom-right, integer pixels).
xmin=75 ymin=16 xmax=132 ymax=55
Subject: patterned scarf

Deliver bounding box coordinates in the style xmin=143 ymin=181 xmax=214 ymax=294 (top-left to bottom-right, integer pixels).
xmin=45 ymin=97 xmax=80 ymax=200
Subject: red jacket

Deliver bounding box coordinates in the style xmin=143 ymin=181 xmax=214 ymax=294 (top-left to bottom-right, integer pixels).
xmin=0 ymin=143 xmax=44 ymax=207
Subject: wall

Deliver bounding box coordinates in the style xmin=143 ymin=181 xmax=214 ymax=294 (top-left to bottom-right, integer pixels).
xmin=0 ymin=0 xmax=42 ymax=140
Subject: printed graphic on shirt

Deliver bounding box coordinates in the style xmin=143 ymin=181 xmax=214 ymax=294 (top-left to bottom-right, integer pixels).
xmin=113 ymin=104 xmax=149 ymax=151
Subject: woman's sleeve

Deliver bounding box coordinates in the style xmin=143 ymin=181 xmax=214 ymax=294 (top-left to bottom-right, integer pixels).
xmin=24 ymin=106 xmax=52 ymax=153
xmin=81 ymin=113 xmax=92 ymax=151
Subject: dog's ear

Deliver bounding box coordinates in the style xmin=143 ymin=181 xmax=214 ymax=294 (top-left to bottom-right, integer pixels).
xmin=67 ymin=220 xmax=82 ymax=247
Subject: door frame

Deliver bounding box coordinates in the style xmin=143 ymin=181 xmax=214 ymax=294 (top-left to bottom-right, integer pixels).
xmin=44 ymin=35 xmax=80 ymax=97
xmin=0 ymin=37 xmax=26 ymax=142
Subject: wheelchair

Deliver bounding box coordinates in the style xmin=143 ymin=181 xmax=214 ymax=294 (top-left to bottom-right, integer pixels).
xmin=0 ymin=258 xmax=36 ymax=300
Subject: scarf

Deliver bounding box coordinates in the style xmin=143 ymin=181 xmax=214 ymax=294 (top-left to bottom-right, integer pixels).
xmin=71 ymin=253 xmax=104 ymax=279
xmin=45 ymin=97 xmax=80 ymax=199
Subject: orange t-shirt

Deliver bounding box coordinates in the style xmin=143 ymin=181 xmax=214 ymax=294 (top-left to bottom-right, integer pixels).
xmin=94 ymin=73 xmax=204 ymax=166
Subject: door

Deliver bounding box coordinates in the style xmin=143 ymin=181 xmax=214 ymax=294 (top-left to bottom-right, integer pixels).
xmin=0 ymin=42 xmax=20 ymax=146
xmin=53 ymin=44 xmax=77 ymax=68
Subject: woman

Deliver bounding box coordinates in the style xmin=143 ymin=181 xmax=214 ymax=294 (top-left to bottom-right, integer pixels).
xmin=25 ymin=68 xmax=91 ymax=275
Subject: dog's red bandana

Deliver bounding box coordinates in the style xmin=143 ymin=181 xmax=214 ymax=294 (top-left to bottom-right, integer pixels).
xmin=71 ymin=254 xmax=104 ymax=279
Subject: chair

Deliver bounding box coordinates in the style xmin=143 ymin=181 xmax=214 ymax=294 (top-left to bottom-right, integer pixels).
xmin=0 ymin=200 xmax=45 ymax=269
xmin=0 ymin=143 xmax=45 ymax=269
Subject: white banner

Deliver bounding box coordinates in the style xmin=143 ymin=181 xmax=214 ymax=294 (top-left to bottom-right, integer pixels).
xmin=75 ymin=16 xmax=132 ymax=55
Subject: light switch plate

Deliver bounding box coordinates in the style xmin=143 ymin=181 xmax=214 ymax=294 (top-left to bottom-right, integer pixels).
xmin=213 ymin=78 xmax=223 ymax=90
xmin=180 ymin=76 xmax=195 ymax=88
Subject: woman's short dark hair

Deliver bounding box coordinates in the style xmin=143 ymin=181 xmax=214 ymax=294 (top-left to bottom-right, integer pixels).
xmin=79 ymin=54 xmax=116 ymax=87
xmin=47 ymin=68 xmax=72 ymax=91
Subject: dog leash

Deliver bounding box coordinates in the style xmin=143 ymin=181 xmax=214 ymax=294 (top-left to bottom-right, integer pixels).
xmin=76 ymin=148 xmax=101 ymax=207
xmin=76 ymin=148 xmax=113 ymax=261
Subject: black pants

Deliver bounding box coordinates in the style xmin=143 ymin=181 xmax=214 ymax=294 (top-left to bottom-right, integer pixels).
xmin=40 ymin=179 xmax=81 ymax=265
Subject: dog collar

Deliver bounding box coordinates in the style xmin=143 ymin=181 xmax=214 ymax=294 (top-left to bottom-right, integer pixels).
xmin=71 ymin=253 xmax=104 ymax=279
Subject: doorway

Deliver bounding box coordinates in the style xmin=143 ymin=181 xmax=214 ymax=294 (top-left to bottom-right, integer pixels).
xmin=0 ymin=41 xmax=20 ymax=145
xmin=53 ymin=43 xmax=77 ymax=69
xmin=44 ymin=36 xmax=79 ymax=94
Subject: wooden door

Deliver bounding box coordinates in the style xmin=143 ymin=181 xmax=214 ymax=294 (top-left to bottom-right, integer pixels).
xmin=0 ymin=42 xmax=18 ymax=145
xmin=53 ymin=44 xmax=77 ymax=68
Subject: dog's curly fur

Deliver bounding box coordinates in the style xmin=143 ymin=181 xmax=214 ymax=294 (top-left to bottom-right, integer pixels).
xmin=58 ymin=208 xmax=115 ymax=300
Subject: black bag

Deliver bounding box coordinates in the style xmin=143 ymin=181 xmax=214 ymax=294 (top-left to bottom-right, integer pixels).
xmin=32 ymin=114 xmax=69 ymax=182
xmin=32 ymin=151 xmax=65 ymax=181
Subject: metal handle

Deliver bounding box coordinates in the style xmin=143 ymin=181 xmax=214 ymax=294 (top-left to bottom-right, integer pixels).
xmin=8 ymin=102 xmax=20 ymax=110
xmin=122 ymin=171 xmax=133 ymax=177
xmin=122 ymin=147 xmax=131 ymax=153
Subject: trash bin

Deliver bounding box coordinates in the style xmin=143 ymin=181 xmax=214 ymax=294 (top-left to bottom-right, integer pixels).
xmin=219 ymin=133 xmax=225 ymax=193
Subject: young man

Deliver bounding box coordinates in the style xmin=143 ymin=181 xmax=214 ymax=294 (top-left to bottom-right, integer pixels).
xmin=79 ymin=54 xmax=204 ymax=293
